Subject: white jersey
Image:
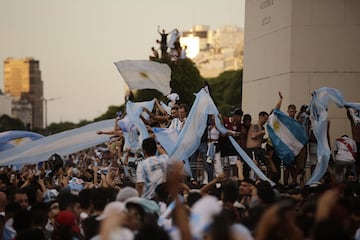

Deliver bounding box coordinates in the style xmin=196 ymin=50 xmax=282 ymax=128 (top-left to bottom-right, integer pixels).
xmin=136 ymin=154 xmax=168 ymax=199
xmin=334 ymin=136 xmax=357 ymax=162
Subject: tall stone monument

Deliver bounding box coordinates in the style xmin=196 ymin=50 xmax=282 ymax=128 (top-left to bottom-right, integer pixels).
xmin=243 ymin=0 xmax=360 ymax=142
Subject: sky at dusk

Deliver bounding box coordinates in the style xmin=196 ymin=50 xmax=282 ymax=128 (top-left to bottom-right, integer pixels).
xmin=0 ymin=0 xmax=245 ymax=124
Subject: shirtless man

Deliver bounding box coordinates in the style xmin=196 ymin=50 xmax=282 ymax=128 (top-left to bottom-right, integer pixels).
xmin=246 ymin=111 xmax=270 ymax=176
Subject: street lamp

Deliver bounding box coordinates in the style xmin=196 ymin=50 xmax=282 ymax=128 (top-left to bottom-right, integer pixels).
xmin=42 ymin=97 xmax=61 ymax=128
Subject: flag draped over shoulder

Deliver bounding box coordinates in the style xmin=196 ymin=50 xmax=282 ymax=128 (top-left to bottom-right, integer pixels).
xmin=114 ymin=60 xmax=171 ymax=96
xmin=0 ymin=119 xmax=115 ymax=166
xmin=307 ymin=87 xmax=360 ymax=185
xmin=0 ymin=130 xmax=44 ymax=152
xmin=266 ymin=108 xmax=308 ymax=165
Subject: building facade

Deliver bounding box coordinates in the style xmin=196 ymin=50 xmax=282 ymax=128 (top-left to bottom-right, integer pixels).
xmin=4 ymin=57 xmax=44 ymax=129
xmin=243 ymin=0 xmax=360 ymax=145
xmin=181 ymin=25 xmax=244 ymax=78
xmin=0 ymin=91 xmax=12 ymax=117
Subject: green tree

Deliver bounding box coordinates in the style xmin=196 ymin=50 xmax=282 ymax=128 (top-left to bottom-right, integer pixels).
xmin=94 ymin=105 xmax=125 ymax=121
xmin=207 ymin=70 xmax=243 ymax=116
xmin=144 ymin=58 xmax=204 ymax=108
xmin=0 ymin=114 xmax=26 ymax=131
xmin=170 ymin=58 xmax=204 ymax=107
xmin=134 ymin=89 xmax=164 ymax=102
xmin=46 ymin=121 xmax=78 ymax=135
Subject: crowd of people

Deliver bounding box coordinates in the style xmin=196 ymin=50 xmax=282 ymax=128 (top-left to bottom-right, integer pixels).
xmin=151 ymin=26 xmax=187 ymax=62
xmin=0 ymin=90 xmax=360 ymax=240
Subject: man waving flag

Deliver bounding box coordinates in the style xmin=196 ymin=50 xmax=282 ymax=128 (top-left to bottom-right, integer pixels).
xmin=267 ymin=108 xmax=308 ymax=165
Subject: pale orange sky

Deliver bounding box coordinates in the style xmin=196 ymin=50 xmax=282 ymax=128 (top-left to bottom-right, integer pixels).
xmin=0 ymin=0 xmax=245 ymax=124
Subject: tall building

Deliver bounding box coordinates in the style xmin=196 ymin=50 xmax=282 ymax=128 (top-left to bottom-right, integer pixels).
xmin=243 ymin=0 xmax=360 ymax=145
xmin=4 ymin=57 xmax=44 ymax=129
xmin=180 ymin=25 xmax=244 ymax=78
xmin=0 ymin=90 xmax=12 ymax=117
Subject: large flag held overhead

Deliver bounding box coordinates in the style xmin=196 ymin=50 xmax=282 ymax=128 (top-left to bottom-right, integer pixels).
xmin=267 ymin=108 xmax=308 ymax=165
xmin=0 ymin=130 xmax=44 ymax=152
xmin=114 ymin=60 xmax=172 ymax=96
xmin=0 ymin=119 xmax=115 ymax=166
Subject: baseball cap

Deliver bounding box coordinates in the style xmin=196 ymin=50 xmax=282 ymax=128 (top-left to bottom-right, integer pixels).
xmin=116 ymin=187 xmax=139 ymax=202
xmin=125 ymin=197 xmax=160 ymax=216
xmin=96 ymin=201 xmax=126 ymax=221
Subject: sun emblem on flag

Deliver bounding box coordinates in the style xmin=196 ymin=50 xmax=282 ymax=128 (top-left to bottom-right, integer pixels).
xmin=273 ymin=120 xmax=280 ymax=132
xmin=139 ymin=71 xmax=149 ymax=79
xmin=14 ymin=138 xmax=24 ymax=144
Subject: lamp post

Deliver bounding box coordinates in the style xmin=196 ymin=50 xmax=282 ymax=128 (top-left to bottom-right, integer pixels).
xmin=42 ymin=97 xmax=61 ymax=129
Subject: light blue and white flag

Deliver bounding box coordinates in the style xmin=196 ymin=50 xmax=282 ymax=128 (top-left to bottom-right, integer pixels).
xmin=266 ymin=108 xmax=308 ymax=165
xmin=0 ymin=119 xmax=115 ymax=166
xmin=153 ymin=87 xmax=274 ymax=185
xmin=0 ymin=130 xmax=44 ymax=152
xmin=168 ymin=87 xmax=218 ymax=162
xmin=123 ymin=99 xmax=155 ymax=151
xmin=307 ymin=87 xmax=360 ymax=185
xmin=114 ymin=60 xmax=171 ymax=96
xmin=152 ymin=127 xmax=179 ymax=154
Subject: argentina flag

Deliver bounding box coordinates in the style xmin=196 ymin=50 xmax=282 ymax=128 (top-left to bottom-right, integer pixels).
xmin=0 ymin=130 xmax=44 ymax=152
xmin=267 ymin=108 xmax=308 ymax=165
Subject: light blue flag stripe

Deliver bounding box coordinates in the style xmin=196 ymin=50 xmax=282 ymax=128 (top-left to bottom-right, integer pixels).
xmin=273 ymin=109 xmax=308 ymax=145
xmin=0 ymin=119 xmax=116 ymax=166
xmin=307 ymin=87 xmax=360 ymax=185
xmin=125 ymin=100 xmax=155 ymax=146
xmin=267 ymin=126 xmax=295 ymax=165
xmin=0 ymin=130 xmax=44 ymax=152
xmin=168 ymin=87 xmax=218 ymax=162
xmin=266 ymin=108 xmax=308 ymax=165
xmin=152 ymin=127 xmax=178 ymax=154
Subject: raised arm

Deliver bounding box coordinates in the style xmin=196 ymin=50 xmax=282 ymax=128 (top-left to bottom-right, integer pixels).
xmin=154 ymin=98 xmax=168 ymax=116
xmin=143 ymin=106 xmax=169 ymax=123
xmin=157 ymin=143 xmax=167 ymax=155
xmin=275 ymin=91 xmax=283 ymax=110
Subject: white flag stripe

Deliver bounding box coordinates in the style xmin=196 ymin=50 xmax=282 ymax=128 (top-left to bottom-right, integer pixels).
xmin=268 ymin=114 xmax=303 ymax=156
xmin=114 ymin=60 xmax=171 ymax=96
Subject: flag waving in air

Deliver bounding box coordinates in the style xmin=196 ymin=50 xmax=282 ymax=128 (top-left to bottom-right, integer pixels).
xmin=114 ymin=60 xmax=171 ymax=96
xmin=267 ymin=108 xmax=308 ymax=165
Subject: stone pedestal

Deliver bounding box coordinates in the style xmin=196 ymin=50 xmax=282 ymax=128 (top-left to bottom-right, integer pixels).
xmin=243 ymin=0 xmax=360 ymax=143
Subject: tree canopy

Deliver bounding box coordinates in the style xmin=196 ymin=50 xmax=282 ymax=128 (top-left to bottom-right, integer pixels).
xmin=206 ymin=70 xmax=243 ymax=116
xmin=134 ymin=58 xmax=204 ymax=109
xmin=0 ymin=114 xmax=26 ymax=131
